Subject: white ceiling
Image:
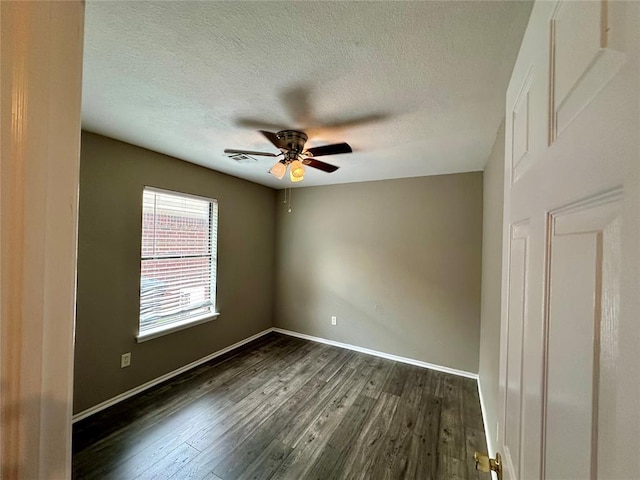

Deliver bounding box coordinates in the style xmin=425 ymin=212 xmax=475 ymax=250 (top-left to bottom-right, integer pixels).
xmin=82 ymin=1 xmax=532 ymax=189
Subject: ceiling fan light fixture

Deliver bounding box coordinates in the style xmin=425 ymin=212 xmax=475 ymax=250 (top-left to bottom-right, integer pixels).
xmin=290 ymin=170 xmax=304 ymax=182
xmin=269 ymin=161 xmax=286 ymax=179
xmin=290 ymin=159 xmax=305 ymax=179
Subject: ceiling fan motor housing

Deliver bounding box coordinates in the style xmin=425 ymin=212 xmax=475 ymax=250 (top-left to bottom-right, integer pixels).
xmin=276 ymin=130 xmax=308 ymax=154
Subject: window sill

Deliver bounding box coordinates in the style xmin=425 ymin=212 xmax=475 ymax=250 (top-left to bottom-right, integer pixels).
xmin=136 ymin=312 xmax=220 ymax=343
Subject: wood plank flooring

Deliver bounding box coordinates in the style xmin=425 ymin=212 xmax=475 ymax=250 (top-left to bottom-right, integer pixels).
xmin=73 ymin=333 xmax=490 ymax=480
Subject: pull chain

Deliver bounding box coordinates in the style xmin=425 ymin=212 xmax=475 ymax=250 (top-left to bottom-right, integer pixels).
xmin=282 ymin=184 xmax=293 ymax=213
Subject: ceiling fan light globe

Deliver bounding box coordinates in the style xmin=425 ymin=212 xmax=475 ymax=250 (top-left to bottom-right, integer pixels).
xmin=290 ymin=159 xmax=305 ymax=179
xmin=269 ymin=161 xmax=286 ymax=179
xmin=290 ymin=171 xmax=304 ymax=182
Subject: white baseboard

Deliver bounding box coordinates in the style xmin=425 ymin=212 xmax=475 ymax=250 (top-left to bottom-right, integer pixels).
xmin=72 ymin=328 xmax=274 ymax=423
xmin=272 ymin=327 xmax=478 ymax=380
xmin=477 ymin=378 xmax=494 ymax=456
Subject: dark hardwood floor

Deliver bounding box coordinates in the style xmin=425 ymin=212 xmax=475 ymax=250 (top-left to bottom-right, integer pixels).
xmin=73 ymin=333 xmax=489 ymax=479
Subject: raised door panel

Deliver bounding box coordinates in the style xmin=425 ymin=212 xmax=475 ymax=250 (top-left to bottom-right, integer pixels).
xmin=505 ymin=4 xmax=550 ymax=189
xmin=553 ymin=0 xmax=602 ymax=104
xmin=550 ymin=0 xmax=626 ymax=140
xmin=511 ymin=69 xmax=534 ymax=183
xmin=503 ymin=222 xmax=530 ymax=479
xmin=543 ymin=192 xmax=621 ymax=480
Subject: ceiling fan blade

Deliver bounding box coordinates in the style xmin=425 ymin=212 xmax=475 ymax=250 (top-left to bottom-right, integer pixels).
xmin=318 ymin=112 xmax=389 ymax=130
xmin=280 ymin=85 xmax=313 ymax=126
xmin=224 ymin=149 xmax=278 ymax=157
xmin=305 ymin=142 xmax=352 ymax=157
xmin=235 ymin=117 xmax=289 ymax=131
xmin=302 ymin=158 xmax=340 ymax=173
xmin=260 ymin=130 xmax=285 ymax=150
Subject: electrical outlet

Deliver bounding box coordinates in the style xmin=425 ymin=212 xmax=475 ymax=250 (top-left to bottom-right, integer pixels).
xmin=331 ymin=316 xmax=337 ymax=326
xmin=121 ymin=352 xmax=131 ymax=368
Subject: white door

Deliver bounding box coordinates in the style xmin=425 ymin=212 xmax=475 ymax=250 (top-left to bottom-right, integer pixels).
xmin=498 ymin=1 xmax=639 ymax=479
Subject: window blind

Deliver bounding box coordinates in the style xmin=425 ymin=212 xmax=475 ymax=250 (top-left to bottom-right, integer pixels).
xmin=139 ymin=188 xmax=218 ymax=333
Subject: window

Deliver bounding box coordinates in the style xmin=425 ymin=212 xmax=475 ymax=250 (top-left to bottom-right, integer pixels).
xmin=137 ymin=187 xmax=218 ymax=341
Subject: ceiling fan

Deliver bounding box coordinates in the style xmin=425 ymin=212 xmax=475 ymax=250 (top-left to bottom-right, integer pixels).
xmin=225 ymin=129 xmax=352 ymax=182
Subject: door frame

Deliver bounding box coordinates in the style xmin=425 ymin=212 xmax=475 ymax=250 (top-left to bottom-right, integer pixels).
xmin=0 ymin=2 xmax=84 ymax=477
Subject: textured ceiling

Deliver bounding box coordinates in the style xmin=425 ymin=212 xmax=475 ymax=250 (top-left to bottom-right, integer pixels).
xmin=82 ymin=1 xmax=532 ymax=189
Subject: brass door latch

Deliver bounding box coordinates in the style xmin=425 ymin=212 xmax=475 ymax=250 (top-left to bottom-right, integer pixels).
xmin=474 ymin=451 xmax=502 ymax=480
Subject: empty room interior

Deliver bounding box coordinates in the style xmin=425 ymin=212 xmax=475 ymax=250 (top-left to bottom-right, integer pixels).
xmin=3 ymin=0 xmax=639 ymax=479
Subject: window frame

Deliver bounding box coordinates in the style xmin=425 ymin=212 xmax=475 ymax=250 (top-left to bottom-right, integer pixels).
xmin=136 ymin=186 xmax=219 ymax=343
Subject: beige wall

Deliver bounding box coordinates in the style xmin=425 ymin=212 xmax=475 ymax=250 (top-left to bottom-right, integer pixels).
xmin=478 ymin=121 xmax=505 ymax=453
xmin=74 ymin=132 xmax=277 ymax=413
xmin=275 ymin=173 xmax=483 ymax=373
